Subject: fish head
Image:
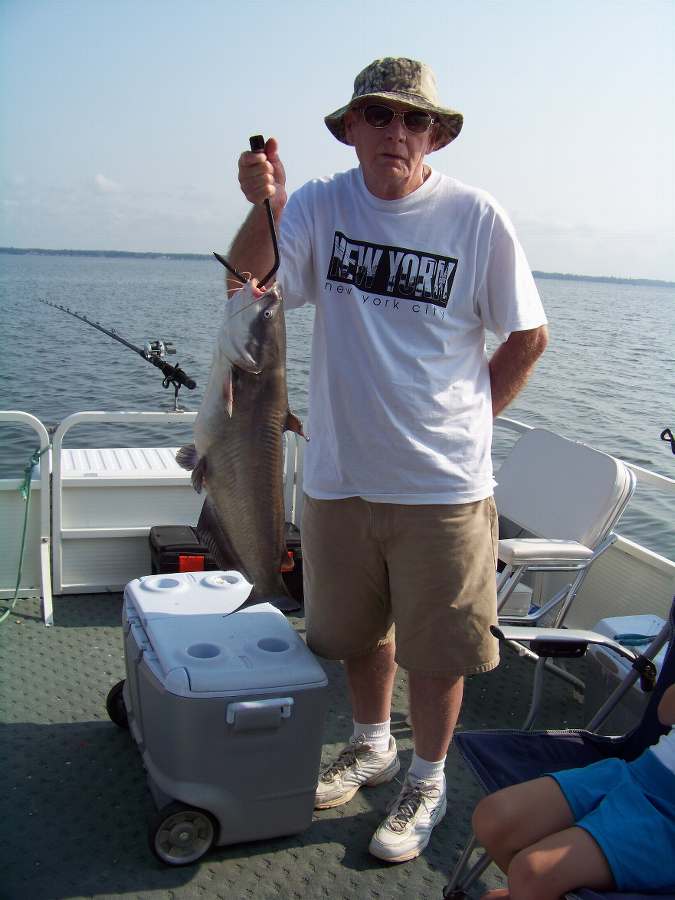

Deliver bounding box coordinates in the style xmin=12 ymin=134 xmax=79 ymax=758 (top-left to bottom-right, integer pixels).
xmin=218 ymin=281 xmax=284 ymax=373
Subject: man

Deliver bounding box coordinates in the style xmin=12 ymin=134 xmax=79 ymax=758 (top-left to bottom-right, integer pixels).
xmin=228 ymin=57 xmax=548 ymax=863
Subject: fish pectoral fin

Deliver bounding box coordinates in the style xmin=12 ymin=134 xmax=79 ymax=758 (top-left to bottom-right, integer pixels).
xmin=176 ymin=445 xmax=207 ymax=493
xmin=284 ymin=410 xmax=307 ymax=439
xmin=191 ymin=457 xmax=207 ymax=493
xmin=176 ymin=444 xmax=199 ymax=470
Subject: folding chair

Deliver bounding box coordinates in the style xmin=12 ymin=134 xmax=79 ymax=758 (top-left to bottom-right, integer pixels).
xmin=443 ymin=597 xmax=675 ymax=900
xmin=495 ymin=428 xmax=636 ymax=628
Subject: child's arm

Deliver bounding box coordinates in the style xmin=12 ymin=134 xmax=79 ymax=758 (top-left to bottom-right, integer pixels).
xmin=657 ymin=684 xmax=675 ymax=726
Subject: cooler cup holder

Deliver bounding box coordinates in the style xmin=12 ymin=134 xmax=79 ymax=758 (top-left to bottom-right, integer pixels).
xmin=201 ymin=571 xmax=249 ymax=590
xmin=257 ymin=637 xmax=290 ymax=653
xmin=140 ymin=574 xmax=189 ymax=593
xmin=186 ymin=642 xmax=221 ymax=659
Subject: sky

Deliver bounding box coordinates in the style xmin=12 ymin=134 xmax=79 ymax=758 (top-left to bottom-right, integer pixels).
xmin=1 ymin=0 xmax=674 ymax=280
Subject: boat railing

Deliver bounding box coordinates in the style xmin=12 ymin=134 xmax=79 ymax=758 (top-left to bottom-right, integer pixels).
xmin=0 ymin=411 xmax=53 ymax=623
xmin=495 ymin=415 xmax=675 ymax=490
xmin=1 ymin=410 xmax=673 ymax=627
xmin=51 ymin=410 xmax=200 ymax=603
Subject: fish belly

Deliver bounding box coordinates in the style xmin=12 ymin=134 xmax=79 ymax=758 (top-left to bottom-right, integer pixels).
xmin=198 ymin=411 xmax=298 ymax=611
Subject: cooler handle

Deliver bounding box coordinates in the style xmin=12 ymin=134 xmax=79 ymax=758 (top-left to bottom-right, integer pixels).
xmin=226 ymin=697 xmax=294 ymax=731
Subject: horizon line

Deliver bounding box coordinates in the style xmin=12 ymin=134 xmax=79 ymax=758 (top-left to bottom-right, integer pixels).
xmin=1 ymin=245 xmax=673 ymax=288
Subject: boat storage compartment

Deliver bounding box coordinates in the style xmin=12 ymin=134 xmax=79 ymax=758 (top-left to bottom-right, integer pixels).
xmin=583 ymin=613 xmax=666 ymax=735
xmin=149 ymin=525 xmax=218 ymax=574
xmin=117 ymin=570 xmax=328 ymax=864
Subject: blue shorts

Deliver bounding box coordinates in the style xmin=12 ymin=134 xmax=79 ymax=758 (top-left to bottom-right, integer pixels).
xmin=550 ymin=751 xmax=675 ymax=892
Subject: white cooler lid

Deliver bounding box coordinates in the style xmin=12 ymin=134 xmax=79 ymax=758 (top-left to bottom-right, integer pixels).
xmin=141 ymin=603 xmax=327 ymax=695
xmin=592 ymin=614 xmax=665 ymax=642
xmin=589 ymin=613 xmax=667 ymax=675
xmin=124 ymin=571 xmax=253 ymax=623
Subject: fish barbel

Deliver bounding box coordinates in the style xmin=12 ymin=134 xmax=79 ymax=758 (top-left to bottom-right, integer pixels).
xmin=177 ymin=280 xmax=304 ymax=611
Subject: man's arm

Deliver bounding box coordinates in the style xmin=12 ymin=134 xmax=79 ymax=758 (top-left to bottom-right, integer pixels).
xmin=227 ymin=137 xmax=287 ymax=295
xmin=488 ymin=325 xmax=548 ymax=417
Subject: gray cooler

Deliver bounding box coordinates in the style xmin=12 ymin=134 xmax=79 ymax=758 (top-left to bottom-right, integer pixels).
xmin=583 ymin=613 xmax=666 ymax=735
xmin=117 ymin=570 xmax=328 ymax=865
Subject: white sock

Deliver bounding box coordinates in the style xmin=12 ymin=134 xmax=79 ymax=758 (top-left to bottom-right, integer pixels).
xmin=352 ymin=719 xmax=391 ymax=753
xmin=408 ymin=752 xmax=446 ymax=785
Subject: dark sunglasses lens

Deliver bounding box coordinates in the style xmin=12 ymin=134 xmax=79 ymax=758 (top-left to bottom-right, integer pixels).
xmin=362 ymin=104 xmax=433 ymax=133
xmin=363 ymin=105 xmax=394 ymax=127
xmin=404 ymin=110 xmax=433 ymax=133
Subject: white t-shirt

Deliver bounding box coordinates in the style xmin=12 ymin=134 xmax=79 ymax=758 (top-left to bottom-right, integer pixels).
xmin=277 ymin=166 xmax=547 ymax=504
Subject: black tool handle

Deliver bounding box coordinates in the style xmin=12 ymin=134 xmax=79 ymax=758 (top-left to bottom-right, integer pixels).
xmin=248 ymin=134 xmax=280 ymax=287
xmin=211 ymin=135 xmax=275 ymax=287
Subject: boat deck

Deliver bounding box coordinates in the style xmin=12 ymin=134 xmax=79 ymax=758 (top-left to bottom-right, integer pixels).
xmin=2 ymin=594 xmax=592 ymax=900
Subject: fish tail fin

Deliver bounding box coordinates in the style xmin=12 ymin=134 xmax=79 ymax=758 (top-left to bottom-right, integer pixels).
xmin=265 ymin=590 xmax=302 ymax=614
xmin=257 ymin=560 xmax=301 ymax=614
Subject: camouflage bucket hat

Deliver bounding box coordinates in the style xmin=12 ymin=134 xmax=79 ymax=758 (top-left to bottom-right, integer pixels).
xmin=325 ymin=57 xmax=463 ymax=152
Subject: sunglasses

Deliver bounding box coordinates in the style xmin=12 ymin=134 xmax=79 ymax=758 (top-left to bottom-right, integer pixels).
xmin=360 ymin=104 xmax=435 ymax=134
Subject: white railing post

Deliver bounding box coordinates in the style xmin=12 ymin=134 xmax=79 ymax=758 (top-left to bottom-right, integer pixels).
xmin=0 ymin=411 xmax=53 ymax=625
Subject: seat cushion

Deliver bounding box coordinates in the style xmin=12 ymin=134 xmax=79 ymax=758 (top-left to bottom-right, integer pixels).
xmin=499 ymin=537 xmax=594 ymax=565
xmin=454 ymin=728 xmax=620 ymax=794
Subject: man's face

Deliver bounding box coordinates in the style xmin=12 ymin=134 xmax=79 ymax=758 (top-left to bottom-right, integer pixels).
xmin=344 ymin=101 xmax=437 ymax=200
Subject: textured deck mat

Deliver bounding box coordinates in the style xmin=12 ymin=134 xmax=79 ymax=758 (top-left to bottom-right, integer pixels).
xmin=1 ymin=594 xmax=588 ymax=900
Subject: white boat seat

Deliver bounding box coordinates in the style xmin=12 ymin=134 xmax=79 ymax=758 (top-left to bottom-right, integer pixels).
xmin=498 ymin=538 xmax=594 ymax=566
xmin=494 ymin=428 xmax=635 ymax=629
xmin=495 ymin=428 xmax=633 ymax=549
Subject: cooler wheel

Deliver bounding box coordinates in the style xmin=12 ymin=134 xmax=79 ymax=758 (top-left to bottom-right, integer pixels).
xmin=149 ymin=801 xmax=217 ymax=866
xmin=105 ymin=679 xmax=129 ymax=729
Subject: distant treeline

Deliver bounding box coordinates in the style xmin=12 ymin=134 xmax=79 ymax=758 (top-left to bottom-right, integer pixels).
xmin=0 ymin=246 xmax=209 ymax=262
xmin=531 ymin=270 xmax=674 ymax=288
xmin=1 ymin=246 xmax=673 ymax=287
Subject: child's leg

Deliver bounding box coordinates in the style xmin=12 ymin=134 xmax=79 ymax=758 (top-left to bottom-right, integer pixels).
xmin=506 ymin=824 xmax=614 ymax=900
xmin=472 ymin=776 xmax=574 ymax=873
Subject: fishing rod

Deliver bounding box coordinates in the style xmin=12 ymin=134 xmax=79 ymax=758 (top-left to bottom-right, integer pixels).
xmin=37 ymin=298 xmax=196 ymax=409
xmin=213 ymin=134 xmax=280 ymax=289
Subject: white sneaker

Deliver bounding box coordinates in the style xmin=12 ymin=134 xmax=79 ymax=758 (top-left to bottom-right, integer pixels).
xmin=369 ymin=773 xmax=447 ymax=862
xmin=314 ymin=735 xmax=400 ymax=809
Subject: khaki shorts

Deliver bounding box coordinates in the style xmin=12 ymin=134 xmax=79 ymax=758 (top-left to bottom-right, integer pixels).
xmin=301 ymin=495 xmax=500 ymax=677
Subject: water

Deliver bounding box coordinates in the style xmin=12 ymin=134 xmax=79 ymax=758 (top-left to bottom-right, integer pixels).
xmin=1 ymin=252 xmax=673 ymax=559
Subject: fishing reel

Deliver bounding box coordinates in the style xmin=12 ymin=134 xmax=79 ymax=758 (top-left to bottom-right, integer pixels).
xmin=143 ymin=340 xmax=176 ymax=361
xmin=143 ymin=341 xmax=191 ymax=410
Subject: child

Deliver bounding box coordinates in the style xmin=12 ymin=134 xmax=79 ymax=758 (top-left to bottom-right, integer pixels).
xmin=472 ymin=683 xmax=675 ymax=900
